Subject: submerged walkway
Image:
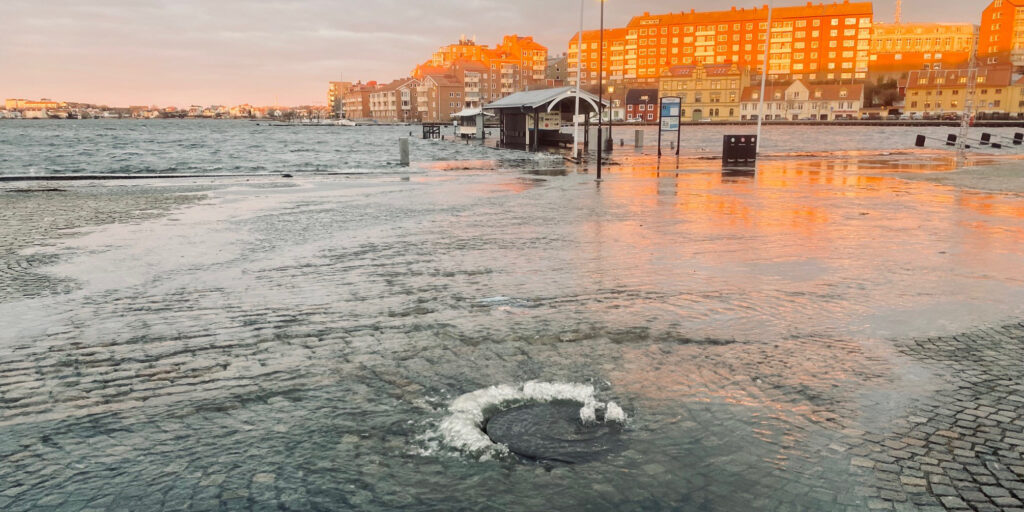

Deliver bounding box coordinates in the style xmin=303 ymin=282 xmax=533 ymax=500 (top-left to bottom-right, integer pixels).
xmin=1 ymin=157 xmax=1024 ymax=511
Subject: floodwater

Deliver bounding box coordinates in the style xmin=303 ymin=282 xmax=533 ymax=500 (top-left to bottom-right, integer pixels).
xmin=2 ymin=122 xmax=1024 ymax=510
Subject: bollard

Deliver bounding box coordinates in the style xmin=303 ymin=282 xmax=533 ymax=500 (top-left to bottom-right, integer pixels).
xmin=620 ymin=139 xmax=624 ymax=147
xmin=634 ymin=129 xmax=644 ymax=148
xmin=670 ymin=141 xmax=675 ymax=150
xmin=399 ymin=138 xmax=410 ymax=166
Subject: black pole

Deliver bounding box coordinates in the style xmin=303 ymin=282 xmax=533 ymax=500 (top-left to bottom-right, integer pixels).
xmin=596 ymin=0 xmax=604 ymax=181
xmin=657 ymin=98 xmax=663 ymax=158
xmin=676 ymin=107 xmax=681 ymax=156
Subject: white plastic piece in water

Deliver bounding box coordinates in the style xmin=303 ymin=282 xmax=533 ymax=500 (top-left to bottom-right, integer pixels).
xmin=436 ymin=381 xmax=598 ymax=458
xmin=604 ymin=401 xmax=627 ymax=423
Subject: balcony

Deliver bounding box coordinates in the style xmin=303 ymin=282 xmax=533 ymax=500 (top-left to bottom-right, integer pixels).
xmin=1012 ymin=50 xmax=1024 ymax=66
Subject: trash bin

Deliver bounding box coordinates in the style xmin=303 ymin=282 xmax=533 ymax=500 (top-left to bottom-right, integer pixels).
xmin=722 ymin=135 xmax=757 ymax=168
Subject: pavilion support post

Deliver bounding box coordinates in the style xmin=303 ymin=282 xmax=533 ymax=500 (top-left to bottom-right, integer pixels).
xmin=524 ymin=113 xmax=529 ymax=150
xmin=584 ymin=116 xmax=590 ymax=151
xmin=533 ymin=111 xmax=540 ymax=152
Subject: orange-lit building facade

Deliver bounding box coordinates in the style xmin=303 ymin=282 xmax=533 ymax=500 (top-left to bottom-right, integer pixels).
xmin=980 ymin=0 xmax=1024 ymax=67
xmin=569 ymin=1 xmax=873 ymax=86
xmin=412 ymin=35 xmax=549 ymax=93
xmin=869 ymin=23 xmax=977 ymax=75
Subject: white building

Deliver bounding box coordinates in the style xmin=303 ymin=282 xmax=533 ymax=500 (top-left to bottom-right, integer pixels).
xmin=740 ymin=80 xmax=864 ymax=121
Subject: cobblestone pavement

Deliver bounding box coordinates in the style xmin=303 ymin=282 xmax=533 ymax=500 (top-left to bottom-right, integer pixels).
xmin=0 ymin=184 xmax=210 ymax=301
xmin=1 ymin=165 xmax=1024 ymax=511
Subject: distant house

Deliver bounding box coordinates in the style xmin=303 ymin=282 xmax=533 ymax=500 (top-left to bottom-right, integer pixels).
xmin=740 ymin=81 xmax=864 ymax=121
xmin=625 ymin=89 xmax=658 ymax=123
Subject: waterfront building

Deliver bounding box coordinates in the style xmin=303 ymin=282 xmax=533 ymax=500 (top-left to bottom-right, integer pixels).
xmin=416 ymin=74 xmax=465 ymax=123
xmin=569 ymin=1 xmax=873 ymax=87
xmin=625 ymin=88 xmax=659 ymax=123
xmin=327 ymin=81 xmax=353 ymax=118
xmin=369 ymin=78 xmax=421 ymax=122
xmin=980 ymin=0 xmax=1024 ymax=67
xmin=739 ymin=80 xmax=863 ymax=120
xmin=230 ymin=105 xmax=253 ymax=118
xmin=413 ymin=34 xmax=549 ymax=93
xmin=5 ymin=99 xmax=64 ymax=111
xmin=869 ymin=23 xmax=977 ymax=76
xmin=904 ymin=66 xmax=1017 ymax=118
xmin=342 ymin=81 xmax=377 ymax=121
xmin=658 ymin=62 xmax=749 ymax=122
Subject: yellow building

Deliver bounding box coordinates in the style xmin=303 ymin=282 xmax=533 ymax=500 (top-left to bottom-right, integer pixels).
xmin=904 ymin=66 xmax=1020 ymax=119
xmin=658 ymin=63 xmax=749 ymax=121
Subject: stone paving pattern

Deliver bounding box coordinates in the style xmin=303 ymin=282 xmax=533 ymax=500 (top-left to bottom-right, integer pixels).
xmin=1 ymin=178 xmax=1023 ymax=511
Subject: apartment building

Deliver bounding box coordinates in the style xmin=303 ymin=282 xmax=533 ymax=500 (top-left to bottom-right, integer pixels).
xmin=904 ymin=66 xmax=1016 ymax=117
xmin=327 ymin=81 xmax=352 ymax=118
xmin=658 ymin=63 xmax=749 ymax=121
xmin=413 ymin=34 xmax=549 ymax=90
xmin=870 ymin=23 xmax=977 ymax=76
xmin=980 ymin=0 xmax=1024 ymax=67
xmin=739 ymin=81 xmax=864 ymax=120
xmin=570 ymin=1 xmax=873 ymax=86
xmin=369 ymin=78 xmax=421 ymax=122
xmin=343 ymin=81 xmax=377 ymax=120
xmin=416 ymin=75 xmax=466 ymax=123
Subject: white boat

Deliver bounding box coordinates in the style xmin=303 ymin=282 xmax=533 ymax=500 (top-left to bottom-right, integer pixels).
xmin=335 ymin=119 xmax=357 ymax=126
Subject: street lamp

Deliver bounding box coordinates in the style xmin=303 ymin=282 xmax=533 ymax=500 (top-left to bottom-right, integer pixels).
xmin=596 ymin=0 xmax=606 ymax=181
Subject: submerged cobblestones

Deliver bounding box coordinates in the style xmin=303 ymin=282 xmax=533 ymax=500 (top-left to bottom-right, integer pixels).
xmin=1 ymin=165 xmax=1024 ymax=510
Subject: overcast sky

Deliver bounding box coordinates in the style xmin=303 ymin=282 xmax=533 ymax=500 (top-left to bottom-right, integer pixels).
xmin=0 ymin=0 xmax=983 ymax=107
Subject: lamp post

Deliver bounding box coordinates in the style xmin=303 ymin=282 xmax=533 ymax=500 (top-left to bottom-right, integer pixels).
xmin=596 ymin=0 xmax=606 ymax=181
xmin=755 ymin=0 xmax=773 ymax=154
xmin=573 ymin=0 xmax=584 ymax=161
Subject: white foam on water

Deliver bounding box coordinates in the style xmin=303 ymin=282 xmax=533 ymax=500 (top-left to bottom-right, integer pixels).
xmin=432 ymin=381 xmax=627 ymax=460
xmin=605 ymin=402 xmax=627 ymax=423
xmin=579 ymin=400 xmax=598 ymax=425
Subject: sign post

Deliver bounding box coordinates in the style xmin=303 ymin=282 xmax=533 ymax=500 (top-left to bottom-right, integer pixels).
xmin=658 ymin=97 xmax=682 ymax=157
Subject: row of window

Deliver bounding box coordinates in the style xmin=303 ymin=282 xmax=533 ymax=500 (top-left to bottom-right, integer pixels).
xmin=622 ymin=16 xmax=870 ymax=39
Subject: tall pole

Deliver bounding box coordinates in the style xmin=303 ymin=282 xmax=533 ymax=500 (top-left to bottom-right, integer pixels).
xmin=597 ymin=0 xmax=605 ymax=181
xmin=755 ymin=0 xmax=773 ymax=154
xmin=573 ymin=0 xmax=584 ymax=161
xmin=957 ymin=28 xmax=979 ymax=161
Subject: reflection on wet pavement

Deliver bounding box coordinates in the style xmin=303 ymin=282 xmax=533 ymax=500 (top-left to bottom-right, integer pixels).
xmin=2 ymin=153 xmax=1024 ymax=511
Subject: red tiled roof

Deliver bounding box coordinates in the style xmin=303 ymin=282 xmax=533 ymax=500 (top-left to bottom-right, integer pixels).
xmin=906 ymin=66 xmax=1013 ymax=89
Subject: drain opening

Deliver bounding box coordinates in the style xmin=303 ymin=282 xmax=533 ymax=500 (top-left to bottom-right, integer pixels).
xmin=485 ymin=400 xmax=625 ymax=464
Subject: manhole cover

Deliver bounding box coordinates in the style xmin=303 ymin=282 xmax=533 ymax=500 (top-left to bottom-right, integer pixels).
xmin=485 ymin=401 xmax=625 ymax=464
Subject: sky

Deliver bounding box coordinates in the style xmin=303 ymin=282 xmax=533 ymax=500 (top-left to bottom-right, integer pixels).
xmin=0 ymin=0 xmax=985 ymax=107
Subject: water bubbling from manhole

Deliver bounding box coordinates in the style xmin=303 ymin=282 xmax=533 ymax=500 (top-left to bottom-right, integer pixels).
xmin=434 ymin=382 xmax=628 ymax=461
xmin=485 ymin=401 xmax=626 ymax=463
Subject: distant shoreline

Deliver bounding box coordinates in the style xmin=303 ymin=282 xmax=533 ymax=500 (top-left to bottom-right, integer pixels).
xmin=4 ymin=118 xmax=1024 ymax=128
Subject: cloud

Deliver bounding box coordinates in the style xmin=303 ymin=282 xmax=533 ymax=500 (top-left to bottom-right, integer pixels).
xmin=0 ymin=0 xmax=990 ymax=106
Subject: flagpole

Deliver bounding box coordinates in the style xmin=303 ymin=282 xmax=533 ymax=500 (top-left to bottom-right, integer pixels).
xmin=756 ymin=0 xmax=773 ymax=155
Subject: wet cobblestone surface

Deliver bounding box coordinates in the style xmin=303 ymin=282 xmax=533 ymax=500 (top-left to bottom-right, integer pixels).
xmin=1 ymin=165 xmax=1024 ymax=510
xmin=0 ymin=184 xmax=209 ymax=301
